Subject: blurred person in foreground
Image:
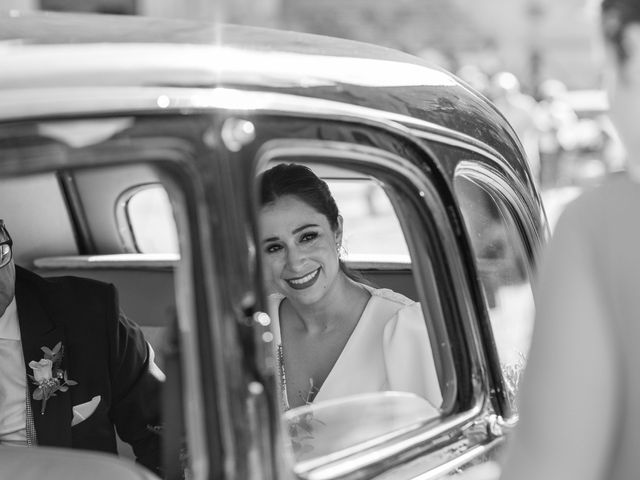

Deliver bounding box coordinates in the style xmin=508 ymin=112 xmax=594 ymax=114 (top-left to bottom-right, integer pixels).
xmin=499 ymin=1 xmax=640 ymax=479
xmin=0 ymin=220 xmax=162 ymax=474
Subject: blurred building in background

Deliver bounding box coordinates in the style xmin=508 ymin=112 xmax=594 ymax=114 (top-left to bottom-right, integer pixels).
xmin=6 ymin=0 xmax=598 ymax=91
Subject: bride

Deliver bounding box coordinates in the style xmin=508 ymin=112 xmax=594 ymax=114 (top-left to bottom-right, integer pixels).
xmin=259 ymin=163 xmax=441 ymax=410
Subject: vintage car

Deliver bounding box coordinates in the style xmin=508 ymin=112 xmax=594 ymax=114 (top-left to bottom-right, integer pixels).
xmin=0 ymin=10 xmax=547 ymax=480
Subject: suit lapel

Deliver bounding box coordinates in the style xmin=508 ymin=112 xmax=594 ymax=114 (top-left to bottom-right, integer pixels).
xmin=16 ymin=269 xmax=72 ymax=447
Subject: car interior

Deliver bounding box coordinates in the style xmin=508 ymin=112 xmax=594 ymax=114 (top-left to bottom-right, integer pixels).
xmin=0 ymin=123 xmax=451 ymax=473
xmin=0 ymin=114 xmax=537 ymax=478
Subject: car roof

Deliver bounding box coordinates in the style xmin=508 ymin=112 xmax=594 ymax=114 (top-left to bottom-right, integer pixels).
xmin=0 ymin=11 xmax=523 ymax=168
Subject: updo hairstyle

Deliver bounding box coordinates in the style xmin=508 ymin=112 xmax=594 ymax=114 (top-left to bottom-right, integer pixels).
xmin=260 ymin=163 xmax=340 ymax=232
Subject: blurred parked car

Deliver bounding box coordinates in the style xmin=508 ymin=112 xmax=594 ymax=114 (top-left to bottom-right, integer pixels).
xmin=0 ymin=10 xmax=547 ymax=480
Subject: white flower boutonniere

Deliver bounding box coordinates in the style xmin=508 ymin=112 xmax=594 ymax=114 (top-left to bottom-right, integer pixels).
xmin=28 ymin=342 xmax=77 ymax=415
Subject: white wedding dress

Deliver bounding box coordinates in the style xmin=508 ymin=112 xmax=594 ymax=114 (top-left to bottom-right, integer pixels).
xmin=269 ymin=286 xmax=442 ymax=411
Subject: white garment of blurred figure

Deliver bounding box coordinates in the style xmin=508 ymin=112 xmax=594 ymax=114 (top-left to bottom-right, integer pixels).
xmin=498 ymin=1 xmax=640 ymax=480
xmin=488 ymin=72 xmax=541 ymax=186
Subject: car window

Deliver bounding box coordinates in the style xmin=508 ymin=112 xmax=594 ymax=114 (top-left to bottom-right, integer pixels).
xmin=123 ymin=180 xmax=408 ymax=259
xmin=0 ymin=118 xmax=213 ymax=480
xmin=327 ymin=180 xmax=409 ymax=259
xmin=256 ymin=153 xmax=471 ymax=472
xmin=122 ymin=185 xmax=179 ymax=253
xmin=454 ymin=174 xmax=535 ymax=410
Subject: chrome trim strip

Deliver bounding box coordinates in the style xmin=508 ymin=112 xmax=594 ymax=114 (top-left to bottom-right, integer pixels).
xmin=33 ymin=253 xmax=179 ymax=269
xmin=346 ymin=260 xmax=411 ymax=270
xmin=455 ymin=162 xmax=546 ymax=261
xmin=303 ymin=407 xmax=484 ymax=480
xmin=33 ymin=254 xmax=414 ymax=271
xmin=409 ymin=438 xmax=502 ymax=480
xmin=408 ymin=129 xmax=526 ymax=191
xmin=114 ymin=183 xmax=159 ymax=254
xmin=165 ymin=181 xmax=211 ymax=480
xmin=0 ymin=86 xmax=507 ymax=167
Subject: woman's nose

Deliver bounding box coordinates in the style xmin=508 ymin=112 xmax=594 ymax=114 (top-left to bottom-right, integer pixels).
xmin=285 ymin=245 xmax=306 ymax=269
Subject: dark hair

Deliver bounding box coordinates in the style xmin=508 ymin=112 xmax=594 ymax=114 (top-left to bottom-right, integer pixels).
xmin=260 ymin=163 xmax=341 ymax=231
xmin=602 ymin=0 xmax=640 ymax=61
xmin=259 ymin=163 xmax=372 ymax=285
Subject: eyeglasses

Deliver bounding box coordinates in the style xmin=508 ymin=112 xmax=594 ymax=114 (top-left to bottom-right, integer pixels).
xmin=0 ymin=220 xmax=13 ymax=269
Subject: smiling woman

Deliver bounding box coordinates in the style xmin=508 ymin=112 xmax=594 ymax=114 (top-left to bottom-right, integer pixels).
xmin=258 ymin=163 xmax=441 ymax=411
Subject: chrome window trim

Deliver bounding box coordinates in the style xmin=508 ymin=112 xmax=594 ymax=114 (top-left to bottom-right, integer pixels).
xmin=255 ymin=140 xmax=491 ymax=478
xmin=0 ymin=86 xmax=509 ymax=167
xmin=455 ymin=161 xmax=546 ymax=266
xmin=33 ymin=253 xmax=179 ymax=269
xmin=452 ymin=162 xmax=542 ymax=421
xmin=114 ymin=183 xmax=161 ymax=253
xmin=408 ymin=129 xmax=528 ymax=195
xmin=167 ymin=179 xmax=211 ymax=480
xmin=400 ymin=438 xmax=502 ymax=480
xmin=304 ymin=407 xmax=484 ymax=480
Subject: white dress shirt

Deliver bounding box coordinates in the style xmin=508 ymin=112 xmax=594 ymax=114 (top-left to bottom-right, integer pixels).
xmin=0 ymin=298 xmax=27 ymax=446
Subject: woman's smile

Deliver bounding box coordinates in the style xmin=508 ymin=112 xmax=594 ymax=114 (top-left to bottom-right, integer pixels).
xmin=286 ymin=267 xmax=321 ymax=290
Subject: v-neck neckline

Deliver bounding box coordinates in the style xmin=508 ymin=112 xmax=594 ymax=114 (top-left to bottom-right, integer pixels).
xmin=274 ymin=288 xmax=374 ymax=410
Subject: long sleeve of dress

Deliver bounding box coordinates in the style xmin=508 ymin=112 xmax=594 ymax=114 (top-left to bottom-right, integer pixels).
xmin=382 ymin=302 xmax=442 ymax=409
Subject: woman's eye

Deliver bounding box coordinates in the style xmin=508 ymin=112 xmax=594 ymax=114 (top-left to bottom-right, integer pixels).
xmin=300 ymin=232 xmax=318 ymax=242
xmin=265 ymin=244 xmax=282 ymax=254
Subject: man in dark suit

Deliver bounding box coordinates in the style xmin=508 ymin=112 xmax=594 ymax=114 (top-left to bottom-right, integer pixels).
xmin=0 ymin=220 xmax=162 ymax=474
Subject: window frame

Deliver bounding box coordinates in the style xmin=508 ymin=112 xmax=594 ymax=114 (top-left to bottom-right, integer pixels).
xmin=251 ymin=133 xmax=492 ymax=478
xmin=115 ymin=182 xmax=179 ymax=254
xmin=0 ymin=114 xmax=231 ymax=480
xmin=453 ymin=159 xmax=543 ymax=421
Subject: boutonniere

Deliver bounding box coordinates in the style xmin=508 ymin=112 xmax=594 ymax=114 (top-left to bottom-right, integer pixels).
xmin=28 ymin=342 xmax=78 ymax=415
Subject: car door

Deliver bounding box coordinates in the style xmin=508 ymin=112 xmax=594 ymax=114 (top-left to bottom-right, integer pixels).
xmin=213 ymin=109 xmax=516 ymax=479
xmin=0 ymin=99 xmax=536 ymax=480
xmin=0 ymin=112 xmax=232 ymax=479
xmin=415 ymin=131 xmax=546 ymax=425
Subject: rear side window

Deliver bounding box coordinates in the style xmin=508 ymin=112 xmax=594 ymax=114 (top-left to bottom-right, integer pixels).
xmin=327 ymin=179 xmax=409 ymax=259
xmin=120 ymin=185 xmax=179 ymax=253
xmin=454 ymin=174 xmax=535 ymax=409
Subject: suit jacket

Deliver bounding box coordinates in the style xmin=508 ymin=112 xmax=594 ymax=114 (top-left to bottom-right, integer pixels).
xmin=15 ymin=266 xmax=161 ymax=474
